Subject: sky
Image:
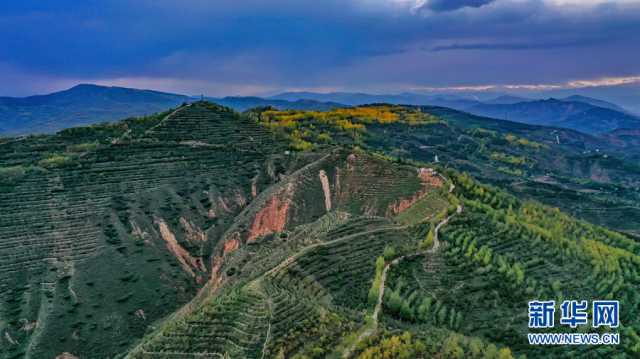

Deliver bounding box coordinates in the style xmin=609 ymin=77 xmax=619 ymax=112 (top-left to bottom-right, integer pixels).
xmin=1 ymin=0 xmax=639 ymax=98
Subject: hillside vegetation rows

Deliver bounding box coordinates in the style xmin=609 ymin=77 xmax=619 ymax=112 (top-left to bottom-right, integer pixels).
xmin=249 ymin=105 xmax=640 ymax=237
xmin=0 ymin=102 xmax=638 ymax=358
xmin=0 ymin=102 xmax=303 ymax=358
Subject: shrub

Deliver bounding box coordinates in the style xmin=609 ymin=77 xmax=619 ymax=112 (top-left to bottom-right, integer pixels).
xmin=39 ymin=154 xmax=73 ymax=168
xmin=67 ymin=141 xmax=99 ymax=152
xmin=0 ymin=165 xmax=26 ymax=184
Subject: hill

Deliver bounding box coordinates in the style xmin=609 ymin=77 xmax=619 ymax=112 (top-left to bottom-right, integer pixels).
xmin=245 ymin=105 xmax=640 ymax=235
xmin=0 ymin=84 xmax=189 ymax=135
xmin=484 ymin=95 xmax=531 ymax=105
xmin=1 ymin=102 xmax=639 ymax=358
xmin=271 ymin=91 xmax=481 ymax=109
xmin=0 ymin=102 xmax=297 ymax=358
xmin=127 ymin=104 xmax=640 ymax=358
xmin=132 ymin=165 xmax=640 ymax=358
xmin=5 ymin=85 xmax=637 ymax=138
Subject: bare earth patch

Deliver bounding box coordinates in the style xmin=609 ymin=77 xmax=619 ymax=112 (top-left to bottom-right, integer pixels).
xmin=387 ymin=168 xmax=444 ymax=216
xmin=156 ymin=218 xmax=206 ymax=277
xmin=247 ymin=184 xmax=294 ymax=242
xmin=319 ymin=169 xmax=332 ymax=212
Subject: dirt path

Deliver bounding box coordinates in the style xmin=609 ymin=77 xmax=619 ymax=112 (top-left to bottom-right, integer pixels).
xmin=114 ymin=103 xmax=191 ymax=145
xmin=145 ymin=103 xmax=191 ymax=133
xmin=341 ymin=251 xmax=422 ymax=358
xmin=342 ymin=203 xmax=463 ymax=358
xmin=431 ymin=204 xmax=462 ymax=253
xmin=258 ymin=224 xmax=405 ymax=359
xmin=260 ymin=298 xmax=273 ymax=359
xmin=264 ymin=225 xmax=404 ymax=277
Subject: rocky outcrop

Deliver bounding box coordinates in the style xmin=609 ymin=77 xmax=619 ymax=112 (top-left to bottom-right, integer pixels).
xmin=388 ymin=192 xmax=425 ymax=215
xmin=223 ymin=235 xmax=240 ymax=255
xmin=247 ymin=183 xmax=294 ymax=242
xmin=418 ymin=168 xmax=444 ymax=187
xmin=319 ymin=170 xmax=332 ymax=212
xmin=180 ymin=217 xmax=206 ymax=243
xmin=251 ymin=177 xmax=258 ymax=198
xmin=387 ymin=168 xmax=444 ymax=216
xmin=156 ymin=218 xmax=206 ymax=278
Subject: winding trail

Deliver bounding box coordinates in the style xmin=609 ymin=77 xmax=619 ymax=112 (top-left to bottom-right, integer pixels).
xmin=342 ymin=194 xmax=462 ymax=358
xmin=259 ymin=298 xmax=273 ymax=359
xmin=264 ymin=225 xmax=404 ymax=278
xmin=115 ymin=103 xmax=192 ymax=145
xmin=258 ymin=225 xmax=405 ymax=359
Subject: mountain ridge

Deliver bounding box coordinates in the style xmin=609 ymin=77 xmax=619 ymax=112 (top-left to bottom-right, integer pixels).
xmin=0 ymin=84 xmax=190 ymax=135
xmin=2 ymin=84 xmax=640 ymax=137
xmin=272 ymin=91 xmax=640 ymax=134
xmin=467 ymin=98 xmax=640 ymax=134
xmin=0 ymin=85 xmax=348 ymax=135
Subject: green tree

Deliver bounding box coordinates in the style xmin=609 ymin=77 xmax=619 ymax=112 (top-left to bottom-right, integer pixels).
xmin=468 ymin=338 xmax=484 ymax=357
xmin=383 ymin=245 xmax=396 ymax=260
xmin=497 ymin=347 xmax=514 ymax=359
xmin=442 ymin=334 xmax=465 ymax=359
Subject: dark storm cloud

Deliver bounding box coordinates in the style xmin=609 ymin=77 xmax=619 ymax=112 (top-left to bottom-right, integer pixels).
xmin=0 ymin=0 xmax=639 ymax=96
xmin=425 ymin=0 xmax=496 ymax=13
xmin=429 ymin=38 xmax=603 ymax=51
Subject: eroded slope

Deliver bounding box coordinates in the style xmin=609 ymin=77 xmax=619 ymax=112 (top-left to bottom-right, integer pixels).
xmin=127 ymin=150 xmax=450 ymax=358
xmin=0 ymin=102 xmax=305 ymax=358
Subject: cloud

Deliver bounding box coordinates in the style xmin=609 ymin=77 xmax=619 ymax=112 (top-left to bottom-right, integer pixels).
xmin=410 ymin=84 xmax=498 ymax=92
xmin=429 ymin=38 xmax=600 ymax=52
xmin=416 ymin=76 xmax=640 ymax=93
xmin=0 ymin=0 xmax=639 ymax=96
xmin=424 ymin=0 xmax=496 ymax=12
xmin=567 ymin=76 xmax=640 ymax=88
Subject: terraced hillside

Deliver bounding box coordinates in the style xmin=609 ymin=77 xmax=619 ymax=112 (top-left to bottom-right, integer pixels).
xmin=128 ymin=150 xmax=639 ymax=358
xmin=375 ymin=171 xmax=640 ymax=358
xmin=0 ymin=102 xmax=307 ymax=358
xmin=250 ymin=105 xmax=640 ymax=236
xmin=1 ymin=101 xmax=639 ymax=358
xmin=128 ymin=150 xmax=451 ymax=358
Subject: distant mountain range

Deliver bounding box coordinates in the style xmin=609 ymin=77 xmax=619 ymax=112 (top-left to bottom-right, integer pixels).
xmin=1 ymin=84 xmax=639 ymax=136
xmin=271 ymin=91 xmax=480 ymax=109
xmin=208 ymin=96 xmax=345 ymax=112
xmin=0 ymin=85 xmax=346 ymax=135
xmin=270 ymin=91 xmax=640 ymax=134
xmin=465 ymin=98 xmax=640 ymax=134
